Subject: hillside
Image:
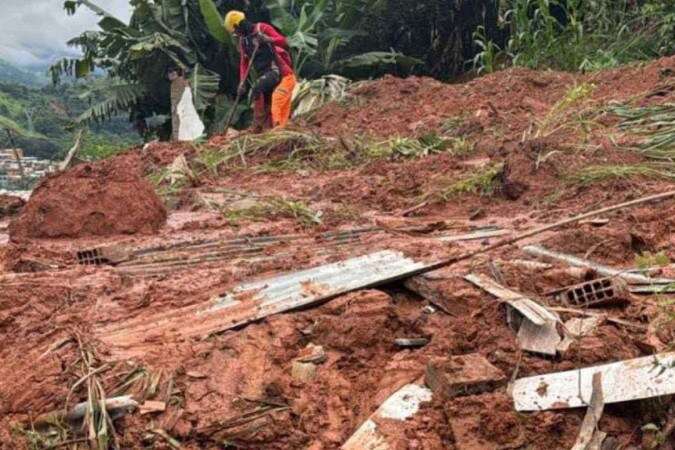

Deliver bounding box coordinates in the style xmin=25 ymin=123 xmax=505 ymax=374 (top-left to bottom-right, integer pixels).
xmin=1 ymin=56 xmax=674 ymax=449
xmin=0 ymin=80 xmax=140 ymax=161
xmin=0 ymin=59 xmax=47 ymax=87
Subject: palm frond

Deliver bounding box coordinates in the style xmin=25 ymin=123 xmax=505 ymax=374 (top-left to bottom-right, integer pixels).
xmin=292 ymin=75 xmax=351 ymax=117
xmin=77 ymin=81 xmax=145 ymax=124
xmin=189 ymin=64 xmax=220 ymax=113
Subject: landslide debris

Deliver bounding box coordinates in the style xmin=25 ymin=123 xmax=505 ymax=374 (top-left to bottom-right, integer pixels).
xmin=0 ymin=194 xmax=25 ymax=218
xmin=9 ymin=158 xmax=167 ymax=240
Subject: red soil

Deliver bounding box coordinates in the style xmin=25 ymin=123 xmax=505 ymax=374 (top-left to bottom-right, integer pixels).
xmin=9 ymin=158 xmax=167 ymax=240
xmin=0 ymin=194 xmax=24 ymax=218
xmin=1 ymin=56 xmax=675 ymax=449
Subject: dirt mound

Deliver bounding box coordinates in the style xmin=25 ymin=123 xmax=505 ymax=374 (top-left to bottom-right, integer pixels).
xmin=0 ymin=194 xmax=25 ymax=218
xmin=9 ymin=160 xmax=167 ymax=240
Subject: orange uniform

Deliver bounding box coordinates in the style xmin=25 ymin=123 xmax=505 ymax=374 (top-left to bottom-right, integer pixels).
xmin=239 ymin=23 xmax=296 ymax=129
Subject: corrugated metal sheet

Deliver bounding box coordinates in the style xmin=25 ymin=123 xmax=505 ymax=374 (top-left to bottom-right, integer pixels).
xmin=208 ymin=250 xmax=430 ymax=316
xmin=97 ymin=250 xmax=434 ymax=355
xmin=77 ymin=226 xmax=509 ymax=277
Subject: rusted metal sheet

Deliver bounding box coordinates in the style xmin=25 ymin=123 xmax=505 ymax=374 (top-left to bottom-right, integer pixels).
xmin=78 ymin=226 xmax=509 ymax=270
xmin=209 ymin=250 xmax=429 ymax=316
xmin=523 ymin=245 xmax=675 ymax=285
xmin=342 ymin=383 xmax=432 ymax=450
xmin=77 ymin=228 xmax=378 ymax=266
xmin=512 ymin=352 xmax=675 ymax=411
xmin=97 ymin=251 xmax=433 ymax=352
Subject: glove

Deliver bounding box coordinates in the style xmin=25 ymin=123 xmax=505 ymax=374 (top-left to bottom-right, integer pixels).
xmin=237 ymin=84 xmax=247 ymax=97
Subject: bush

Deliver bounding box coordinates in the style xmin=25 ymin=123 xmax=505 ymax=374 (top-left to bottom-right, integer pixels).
xmin=474 ymin=0 xmax=675 ymax=73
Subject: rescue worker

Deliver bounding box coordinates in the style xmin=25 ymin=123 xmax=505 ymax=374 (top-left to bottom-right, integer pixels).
xmin=224 ymin=10 xmax=296 ymax=131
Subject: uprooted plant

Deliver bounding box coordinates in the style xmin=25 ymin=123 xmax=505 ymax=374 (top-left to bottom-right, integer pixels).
xmin=568 ymin=164 xmax=675 ymax=186
xmin=611 ymin=103 xmax=675 ymax=161
xmin=421 ymin=163 xmax=504 ymax=203
xmin=220 ymin=195 xmax=323 ymax=228
xmin=526 ymin=82 xmax=599 ymax=141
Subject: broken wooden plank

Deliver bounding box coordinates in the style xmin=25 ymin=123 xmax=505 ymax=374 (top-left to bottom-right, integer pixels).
xmin=571 ymin=372 xmax=605 ymax=450
xmin=437 ymin=228 xmax=511 ymax=242
xmin=424 ymin=354 xmax=505 ymax=400
xmin=342 ymin=383 xmax=432 ymax=450
xmin=464 ymin=273 xmax=557 ymax=326
xmin=548 ymin=306 xmax=646 ymax=331
xmin=464 ymin=273 xmax=561 ymax=355
xmin=523 ymin=245 xmax=675 ymax=285
xmin=512 ymin=352 xmax=675 ymax=411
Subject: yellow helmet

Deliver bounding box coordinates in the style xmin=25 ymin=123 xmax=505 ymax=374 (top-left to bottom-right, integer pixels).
xmin=224 ymin=10 xmax=246 ymax=33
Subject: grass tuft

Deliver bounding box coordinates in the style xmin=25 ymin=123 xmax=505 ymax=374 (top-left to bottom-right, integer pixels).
xmin=423 ymin=163 xmax=504 ymax=202
xmin=567 ymin=164 xmax=674 ymax=185
xmin=222 ymin=196 xmax=323 ymax=228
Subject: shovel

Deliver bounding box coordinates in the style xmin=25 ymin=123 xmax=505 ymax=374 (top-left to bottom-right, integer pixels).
xmin=223 ymin=43 xmax=260 ymax=132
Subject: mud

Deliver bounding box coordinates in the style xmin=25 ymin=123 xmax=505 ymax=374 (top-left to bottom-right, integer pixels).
xmin=0 ymin=194 xmax=25 ymax=218
xmin=9 ymin=159 xmax=167 ymax=240
xmin=1 ymin=57 xmax=675 ymax=449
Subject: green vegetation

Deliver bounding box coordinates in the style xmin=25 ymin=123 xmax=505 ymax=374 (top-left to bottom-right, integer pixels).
xmin=0 ymin=59 xmax=47 ymax=87
xmin=531 ymin=83 xmax=596 ymax=139
xmin=0 ymin=80 xmax=139 ymax=160
xmin=192 ymin=127 xmax=476 ymax=175
xmin=53 ymin=0 xmax=423 ymax=134
xmin=612 ymin=103 xmax=675 ymax=160
xmin=567 ymin=164 xmax=675 ymax=185
xmin=635 ymin=251 xmax=671 ymax=269
xmin=425 ymin=163 xmax=504 ymax=202
xmin=222 ymin=197 xmax=323 ymax=228
xmin=475 ymin=0 xmax=675 ymax=73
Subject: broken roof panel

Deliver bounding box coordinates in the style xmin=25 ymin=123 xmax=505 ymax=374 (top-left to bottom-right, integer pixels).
xmin=97 ymin=250 xmax=434 ymax=356
xmin=512 ymin=352 xmax=675 ymax=411
xmin=342 ymin=383 xmax=432 ymax=449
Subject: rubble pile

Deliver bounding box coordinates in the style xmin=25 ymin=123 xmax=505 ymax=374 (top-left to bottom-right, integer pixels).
xmin=1 ymin=56 xmax=675 ymax=449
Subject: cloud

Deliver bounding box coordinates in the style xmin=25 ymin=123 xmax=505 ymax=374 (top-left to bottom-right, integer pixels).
xmin=0 ymin=0 xmax=132 ymax=68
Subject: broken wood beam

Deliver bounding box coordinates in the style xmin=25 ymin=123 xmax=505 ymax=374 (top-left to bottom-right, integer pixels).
xmin=548 ymin=306 xmax=646 ymax=331
xmin=341 ymin=383 xmax=432 ymax=449
xmin=512 ymin=352 xmax=675 ymax=411
xmin=464 ymin=273 xmax=556 ymax=326
xmin=523 ymin=245 xmax=675 ymax=285
xmin=437 ymin=228 xmax=511 ymax=242
xmin=571 ymin=372 xmax=605 ymax=450
xmin=464 ymin=273 xmax=561 ymax=355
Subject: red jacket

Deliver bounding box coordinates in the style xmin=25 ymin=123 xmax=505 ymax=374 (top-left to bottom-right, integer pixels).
xmin=239 ymin=23 xmax=294 ymax=80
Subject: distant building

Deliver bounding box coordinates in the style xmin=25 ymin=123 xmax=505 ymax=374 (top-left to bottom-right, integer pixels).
xmin=0 ymin=148 xmax=55 ymax=190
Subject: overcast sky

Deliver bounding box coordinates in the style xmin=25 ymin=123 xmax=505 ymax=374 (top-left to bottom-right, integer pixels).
xmin=0 ymin=0 xmax=133 ymax=68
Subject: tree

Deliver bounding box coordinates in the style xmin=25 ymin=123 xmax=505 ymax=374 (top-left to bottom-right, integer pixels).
xmin=52 ymin=0 xmax=423 ymax=137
